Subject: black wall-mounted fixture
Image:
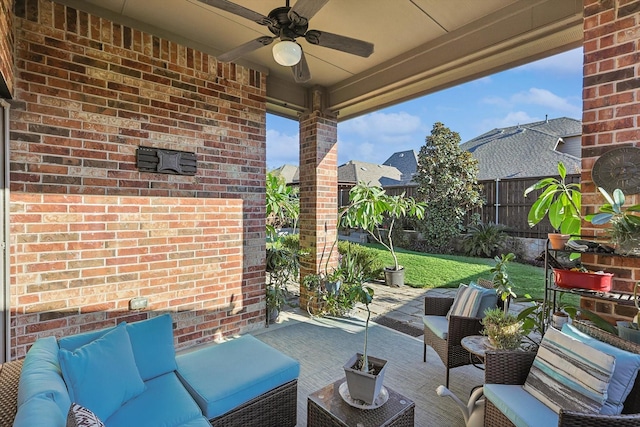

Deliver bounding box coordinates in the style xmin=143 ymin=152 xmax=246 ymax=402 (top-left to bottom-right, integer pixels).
xmin=136 ymin=146 xmax=197 ymax=176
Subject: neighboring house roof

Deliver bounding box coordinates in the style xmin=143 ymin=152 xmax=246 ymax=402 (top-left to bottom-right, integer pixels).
xmin=382 ymin=150 xmax=419 ymax=185
xmin=338 ymin=160 xmax=403 ymax=187
xmin=459 ymin=117 xmax=582 ymax=180
xmin=270 ymin=164 xmax=299 ymax=184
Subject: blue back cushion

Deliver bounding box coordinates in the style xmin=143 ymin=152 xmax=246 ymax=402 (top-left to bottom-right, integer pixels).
xmin=126 ymin=314 xmax=177 ymax=381
xmin=562 ymin=323 xmax=640 ymax=415
xmin=16 ymin=336 xmax=70 ymax=423
xmin=469 ymin=282 xmax=498 ymax=318
xmin=59 ymin=323 xmax=145 ymax=420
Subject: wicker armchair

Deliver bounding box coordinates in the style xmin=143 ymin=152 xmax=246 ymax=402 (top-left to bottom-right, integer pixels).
xmin=423 ymin=279 xmax=495 ymax=388
xmin=484 ymin=320 xmax=640 ymax=427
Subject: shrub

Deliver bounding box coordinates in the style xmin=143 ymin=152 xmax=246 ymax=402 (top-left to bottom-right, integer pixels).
xmin=337 ymin=241 xmax=384 ymax=280
xmin=461 ymin=222 xmax=507 ymax=257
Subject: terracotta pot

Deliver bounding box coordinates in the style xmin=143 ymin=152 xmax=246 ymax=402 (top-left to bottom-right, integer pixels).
xmin=548 ymin=233 xmax=570 ymax=250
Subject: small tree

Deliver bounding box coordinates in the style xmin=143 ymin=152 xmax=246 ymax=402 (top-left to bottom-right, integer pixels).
xmin=414 ymin=122 xmax=482 ymax=252
xmin=340 ymin=182 xmax=426 ymax=271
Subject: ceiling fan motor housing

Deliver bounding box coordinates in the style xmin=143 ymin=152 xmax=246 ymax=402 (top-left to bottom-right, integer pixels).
xmin=267 ymin=6 xmax=308 ymax=40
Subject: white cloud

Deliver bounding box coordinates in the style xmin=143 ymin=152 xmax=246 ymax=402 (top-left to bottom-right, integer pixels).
xmin=518 ymin=48 xmax=583 ymax=75
xmin=266 ymin=129 xmax=299 ymax=169
xmin=341 ymin=111 xmax=423 ymax=137
xmin=479 ymin=112 xmax=540 ymax=132
xmin=511 ymin=88 xmax=579 ymax=115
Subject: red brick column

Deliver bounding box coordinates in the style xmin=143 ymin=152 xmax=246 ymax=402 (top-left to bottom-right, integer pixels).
xmin=298 ymin=89 xmax=338 ymax=311
xmin=581 ymin=0 xmax=640 ymax=319
xmin=0 ymin=0 xmax=12 ymax=97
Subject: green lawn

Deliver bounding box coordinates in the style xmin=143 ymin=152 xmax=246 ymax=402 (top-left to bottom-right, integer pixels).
xmin=364 ymin=244 xmax=548 ymax=301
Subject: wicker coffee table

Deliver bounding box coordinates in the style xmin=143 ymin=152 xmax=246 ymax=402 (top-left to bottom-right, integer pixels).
xmin=307 ymin=379 xmax=415 ymax=427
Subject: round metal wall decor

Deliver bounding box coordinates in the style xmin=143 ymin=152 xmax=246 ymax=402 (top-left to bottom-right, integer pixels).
xmin=591 ymin=146 xmax=640 ymax=195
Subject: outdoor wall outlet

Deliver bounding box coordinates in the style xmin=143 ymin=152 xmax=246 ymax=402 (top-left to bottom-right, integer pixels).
xmin=129 ymin=297 xmax=148 ymax=310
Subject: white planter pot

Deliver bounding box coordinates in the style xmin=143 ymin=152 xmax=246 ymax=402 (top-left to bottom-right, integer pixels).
xmin=343 ymin=353 xmax=387 ymax=405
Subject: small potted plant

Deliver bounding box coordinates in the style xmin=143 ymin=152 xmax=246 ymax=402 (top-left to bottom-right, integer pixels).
xmin=340 ymin=182 xmax=426 ymax=287
xmin=586 ymin=187 xmax=640 ymax=256
xmin=524 ymin=161 xmax=581 ymax=249
xmin=617 ymin=281 xmax=640 ymax=344
xmin=342 ymin=280 xmax=388 ymax=405
xmin=481 ymin=307 xmax=524 ymax=350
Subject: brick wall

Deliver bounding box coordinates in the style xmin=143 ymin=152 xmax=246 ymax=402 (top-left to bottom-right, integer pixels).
xmin=581 ymin=0 xmax=639 ymax=311
xmin=0 ymin=0 xmax=13 ymax=97
xmin=298 ymin=106 xmax=338 ymax=309
xmin=9 ymin=0 xmax=267 ymax=357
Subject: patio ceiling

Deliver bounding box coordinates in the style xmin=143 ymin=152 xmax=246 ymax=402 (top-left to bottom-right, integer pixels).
xmin=57 ymin=0 xmax=584 ymax=121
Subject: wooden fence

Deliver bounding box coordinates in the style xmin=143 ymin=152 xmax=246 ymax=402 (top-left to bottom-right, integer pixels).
xmin=469 ymin=174 xmax=580 ymax=238
xmin=383 ymin=174 xmax=580 ymax=238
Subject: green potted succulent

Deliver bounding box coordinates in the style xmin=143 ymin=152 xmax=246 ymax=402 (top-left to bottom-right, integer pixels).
xmin=524 ymin=161 xmax=581 ymax=249
xmin=481 ymin=307 xmax=524 ymax=350
xmin=340 ymin=182 xmax=426 ymax=287
xmin=586 ymin=187 xmax=640 ymax=256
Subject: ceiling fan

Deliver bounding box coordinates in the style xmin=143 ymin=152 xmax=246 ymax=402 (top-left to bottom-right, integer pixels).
xmin=198 ymin=0 xmax=374 ymax=83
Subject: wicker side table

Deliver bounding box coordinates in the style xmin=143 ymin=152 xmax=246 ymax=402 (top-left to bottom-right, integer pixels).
xmin=307 ymin=379 xmax=415 ymax=427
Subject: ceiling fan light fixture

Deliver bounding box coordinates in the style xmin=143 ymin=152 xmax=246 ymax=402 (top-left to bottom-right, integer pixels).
xmin=272 ymin=40 xmax=302 ymax=66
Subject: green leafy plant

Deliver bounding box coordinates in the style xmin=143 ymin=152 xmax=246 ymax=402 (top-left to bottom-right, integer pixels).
xmin=524 ymin=161 xmax=581 ymax=236
xmin=340 ymin=182 xmax=426 ymax=272
xmin=266 ymin=172 xmax=299 ymax=240
xmin=490 ymin=253 xmax=517 ymax=312
xmin=265 ymin=240 xmax=300 ymax=315
xmin=481 ymin=307 xmax=523 ymax=350
xmin=586 ymin=187 xmax=640 ymax=255
xmin=414 ymin=122 xmax=483 ymax=252
xmin=345 ymin=282 xmax=375 ymax=372
xmin=462 ymin=222 xmax=507 ymax=257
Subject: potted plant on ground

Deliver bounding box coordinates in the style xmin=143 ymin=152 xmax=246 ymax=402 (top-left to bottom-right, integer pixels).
xmin=481 ymin=307 xmax=524 ymax=350
xmin=617 ymin=281 xmax=640 ymax=344
xmin=265 ymin=241 xmax=299 ymax=324
xmin=524 ymin=161 xmax=581 ymax=249
xmin=342 ymin=280 xmax=388 ymax=405
xmin=586 ymin=187 xmax=640 ymax=256
xmin=340 ymin=182 xmax=426 ymax=287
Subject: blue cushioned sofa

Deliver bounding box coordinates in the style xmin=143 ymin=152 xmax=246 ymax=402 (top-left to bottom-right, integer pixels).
xmin=5 ymin=314 xmax=300 ymax=427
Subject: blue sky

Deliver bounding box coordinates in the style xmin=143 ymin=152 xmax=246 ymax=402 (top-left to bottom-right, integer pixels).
xmin=266 ymin=47 xmax=583 ymax=170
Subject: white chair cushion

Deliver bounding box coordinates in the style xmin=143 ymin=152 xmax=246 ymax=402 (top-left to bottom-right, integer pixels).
xmin=484 ymin=384 xmax=559 ymax=427
xmin=423 ymin=315 xmax=449 ymax=340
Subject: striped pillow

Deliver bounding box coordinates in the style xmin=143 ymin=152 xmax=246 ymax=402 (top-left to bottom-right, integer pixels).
xmin=447 ymin=284 xmax=483 ymax=319
xmin=523 ymin=327 xmax=616 ymax=414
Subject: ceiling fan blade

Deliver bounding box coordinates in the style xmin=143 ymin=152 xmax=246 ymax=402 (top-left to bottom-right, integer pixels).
xmin=288 ymin=0 xmax=330 ymax=26
xmin=292 ymin=50 xmax=311 ymax=83
xmin=305 ymin=30 xmax=374 ymax=58
xmin=218 ymin=36 xmax=275 ymax=62
xmin=196 ymin=0 xmax=273 ymax=26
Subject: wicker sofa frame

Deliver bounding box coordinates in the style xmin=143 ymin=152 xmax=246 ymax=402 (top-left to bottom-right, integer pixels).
xmin=484 ymin=320 xmax=640 ymax=427
xmin=0 ymin=358 xmax=298 ymax=427
xmin=423 ymin=278 xmax=495 ymax=388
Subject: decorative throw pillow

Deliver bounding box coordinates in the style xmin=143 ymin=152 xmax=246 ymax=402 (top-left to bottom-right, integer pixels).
xmin=67 ymin=403 xmax=105 ymax=427
xmin=59 ymin=323 xmax=146 ymax=421
xmin=562 ymin=323 xmax=640 ymax=415
xmin=523 ymin=327 xmax=616 ymax=414
xmin=447 ymin=284 xmax=483 ymax=319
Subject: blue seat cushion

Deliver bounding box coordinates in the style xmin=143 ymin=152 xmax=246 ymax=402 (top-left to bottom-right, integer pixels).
xmin=59 ymin=315 xmax=178 ymax=381
xmin=469 ymin=282 xmax=498 ymax=317
xmin=17 ymin=336 xmax=70 ymax=419
xmin=125 ymin=314 xmax=177 ymax=381
xmin=484 ymin=384 xmax=559 ymax=427
xmin=423 ymin=315 xmax=449 ymax=340
xmin=59 ymin=323 xmax=146 ymax=421
xmin=176 ymin=335 xmax=300 ymax=419
xmin=105 ymin=372 xmax=205 ymax=427
xmin=13 ymin=394 xmax=66 ymax=427
xmin=562 ymin=323 xmax=640 ymax=415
